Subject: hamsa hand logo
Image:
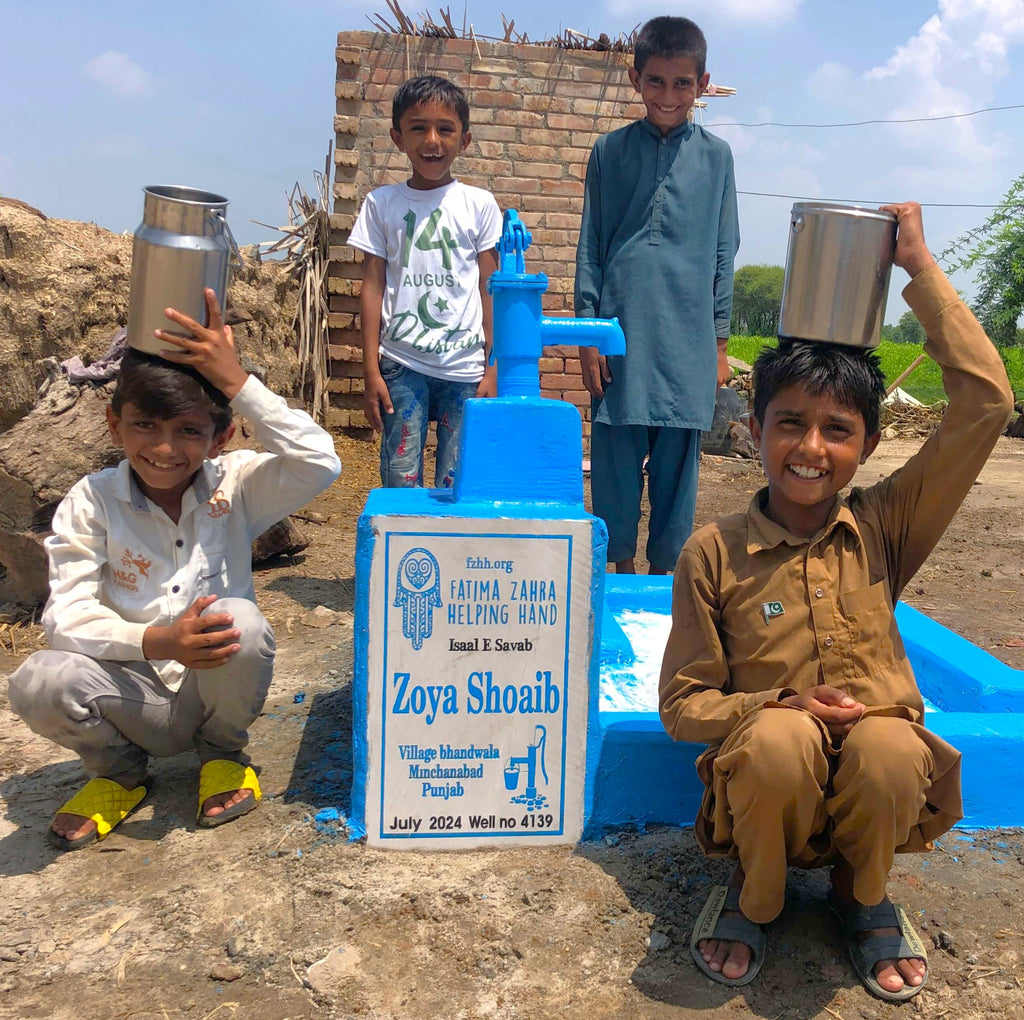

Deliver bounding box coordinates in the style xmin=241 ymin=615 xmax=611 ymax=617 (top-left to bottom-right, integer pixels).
xmin=394 ymin=548 xmax=442 ymax=650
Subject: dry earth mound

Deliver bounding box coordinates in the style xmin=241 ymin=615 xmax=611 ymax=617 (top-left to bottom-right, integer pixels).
xmin=0 ymin=196 xmax=301 ymax=432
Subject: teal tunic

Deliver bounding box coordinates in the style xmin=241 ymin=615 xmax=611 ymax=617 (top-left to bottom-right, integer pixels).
xmin=574 ymin=119 xmax=740 ymax=430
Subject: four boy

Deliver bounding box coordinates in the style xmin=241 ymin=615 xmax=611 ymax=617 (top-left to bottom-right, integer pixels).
xmin=4 ymin=14 xmax=1012 ymax=1008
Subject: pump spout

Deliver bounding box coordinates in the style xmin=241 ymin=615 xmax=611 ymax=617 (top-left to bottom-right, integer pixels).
xmin=540 ymin=315 xmax=625 ymax=357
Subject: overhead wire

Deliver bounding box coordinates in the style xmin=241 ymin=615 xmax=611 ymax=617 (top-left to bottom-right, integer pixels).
xmin=705 ymin=103 xmax=1024 ymax=129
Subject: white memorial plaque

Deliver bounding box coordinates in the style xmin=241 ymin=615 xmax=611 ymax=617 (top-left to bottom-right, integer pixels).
xmin=365 ymin=516 xmax=594 ymax=847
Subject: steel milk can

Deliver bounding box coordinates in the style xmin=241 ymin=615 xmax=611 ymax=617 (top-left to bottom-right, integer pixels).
xmin=778 ymin=202 xmax=897 ymax=349
xmin=126 ymin=185 xmax=239 ymax=355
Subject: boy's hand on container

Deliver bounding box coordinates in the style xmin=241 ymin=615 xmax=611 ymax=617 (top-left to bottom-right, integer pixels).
xmin=880 ymin=202 xmax=936 ymax=279
xmin=155 ymin=288 xmax=249 ymax=400
xmin=580 ymin=346 xmax=612 ymax=399
xmin=475 ymin=362 xmax=497 ymax=398
xmin=363 ymin=371 xmax=394 ymax=432
xmin=780 ymin=684 xmax=865 ymax=736
xmin=142 ymin=595 xmax=241 ymax=669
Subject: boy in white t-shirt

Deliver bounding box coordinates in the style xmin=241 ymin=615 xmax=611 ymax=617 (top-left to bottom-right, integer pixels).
xmin=349 ymin=75 xmax=502 ymax=487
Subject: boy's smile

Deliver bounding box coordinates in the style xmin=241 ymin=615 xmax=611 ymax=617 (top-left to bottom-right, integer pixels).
xmin=750 ymin=383 xmax=880 ymax=538
xmin=106 ymin=402 xmax=233 ymax=517
xmin=390 ymin=100 xmax=470 ymax=190
xmin=628 ymin=55 xmax=710 ymax=135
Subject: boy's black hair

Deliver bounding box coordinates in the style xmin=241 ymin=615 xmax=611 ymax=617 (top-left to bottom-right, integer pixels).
xmin=392 ymin=75 xmax=470 ymax=133
xmin=111 ymin=349 xmax=233 ymax=434
xmin=752 ymin=340 xmax=887 ymax=436
xmin=634 ymin=16 xmax=707 ymax=77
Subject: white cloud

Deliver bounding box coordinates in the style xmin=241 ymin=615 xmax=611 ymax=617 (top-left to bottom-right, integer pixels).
xmin=607 ymin=0 xmax=805 ymax=23
xmin=84 ymin=51 xmax=152 ymax=99
xmin=863 ymin=0 xmax=1024 ymax=162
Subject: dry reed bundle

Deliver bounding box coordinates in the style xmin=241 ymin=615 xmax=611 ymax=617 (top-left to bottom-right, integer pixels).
xmin=880 ymin=399 xmax=945 ymax=438
xmin=254 ymin=148 xmax=332 ymax=424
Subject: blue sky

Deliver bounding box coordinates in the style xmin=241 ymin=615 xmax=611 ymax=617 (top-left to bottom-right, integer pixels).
xmin=2 ymin=0 xmax=1022 ymax=322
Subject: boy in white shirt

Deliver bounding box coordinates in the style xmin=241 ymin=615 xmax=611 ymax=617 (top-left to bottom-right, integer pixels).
xmin=7 ymin=290 xmax=340 ymax=850
xmin=349 ymin=74 xmax=501 ymax=487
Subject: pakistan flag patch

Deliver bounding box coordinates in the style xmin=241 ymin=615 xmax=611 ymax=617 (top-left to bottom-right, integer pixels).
xmin=761 ymin=601 xmax=785 ymax=624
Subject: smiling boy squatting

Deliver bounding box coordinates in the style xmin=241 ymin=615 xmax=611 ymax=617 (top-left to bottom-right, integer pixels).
xmin=659 ymin=203 xmax=1013 ymax=1000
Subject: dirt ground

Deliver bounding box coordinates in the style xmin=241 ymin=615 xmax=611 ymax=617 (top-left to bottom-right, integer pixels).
xmin=2 ymin=430 xmax=1023 ymax=1020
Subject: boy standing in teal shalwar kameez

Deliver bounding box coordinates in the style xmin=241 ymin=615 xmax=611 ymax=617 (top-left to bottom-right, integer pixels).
xmin=575 ymin=16 xmax=739 ymax=574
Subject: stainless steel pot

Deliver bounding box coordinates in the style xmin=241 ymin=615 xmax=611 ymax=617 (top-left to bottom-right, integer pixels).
xmin=778 ymin=202 xmax=897 ymax=349
xmin=126 ymin=185 xmax=240 ymax=355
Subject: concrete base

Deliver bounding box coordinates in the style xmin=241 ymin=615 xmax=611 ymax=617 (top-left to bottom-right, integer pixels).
xmin=590 ymin=576 xmax=1024 ymax=835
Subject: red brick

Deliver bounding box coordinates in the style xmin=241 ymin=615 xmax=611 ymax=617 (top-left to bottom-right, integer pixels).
xmin=520 ymin=128 xmax=572 ymax=146
xmin=543 ymin=344 xmax=578 ymax=357
xmin=539 ymin=373 xmax=581 ymax=390
xmin=491 ymin=176 xmax=543 ymax=195
xmin=538 ymin=356 xmax=564 ymax=373
xmin=336 ymin=80 xmax=363 ymax=100
xmin=547 ymin=113 xmax=594 ymax=131
xmin=472 ymin=124 xmax=517 ymax=142
xmin=495 ymin=109 xmax=545 ymax=127
xmin=508 ymin=144 xmax=560 ymax=162
xmin=561 ymin=389 xmax=592 ymax=407
xmin=544 ymin=180 xmax=585 ymax=197
xmin=543 ymin=212 xmax=581 ymax=229
xmin=512 ymin=161 xmax=563 ymax=179
xmin=471 ymin=140 xmax=506 ymax=159
xmin=334 ymin=115 xmax=359 ymax=135
xmin=328 ymin=294 xmax=360 ymax=314
xmin=328 ymin=278 xmax=361 ymax=297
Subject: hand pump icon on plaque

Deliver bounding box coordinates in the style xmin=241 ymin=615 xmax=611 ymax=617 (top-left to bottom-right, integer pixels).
xmin=504 ymin=725 xmax=548 ymax=810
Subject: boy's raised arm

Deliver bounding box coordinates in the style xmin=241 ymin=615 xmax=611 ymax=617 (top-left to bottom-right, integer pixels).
xmin=154 ymin=288 xmax=249 ymax=400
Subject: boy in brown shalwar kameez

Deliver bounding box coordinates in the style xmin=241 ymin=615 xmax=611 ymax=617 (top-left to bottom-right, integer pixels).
xmin=659 ymin=203 xmax=1013 ymax=1002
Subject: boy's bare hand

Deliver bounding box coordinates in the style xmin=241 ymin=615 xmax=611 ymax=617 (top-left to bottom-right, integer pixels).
xmin=717 ymin=344 xmax=731 ymax=388
xmin=363 ymin=371 xmax=394 ymax=432
xmin=780 ymin=684 xmax=865 ymax=736
xmin=142 ymin=595 xmax=241 ymax=669
xmin=880 ymin=202 xmax=936 ymax=279
xmin=580 ymin=346 xmax=612 ymax=399
xmin=475 ymin=362 xmax=497 ymax=398
xmin=155 ymin=288 xmax=249 ymax=400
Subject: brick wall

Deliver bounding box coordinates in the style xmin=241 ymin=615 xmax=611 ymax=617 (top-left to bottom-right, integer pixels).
xmin=330 ymin=30 xmax=645 ymax=438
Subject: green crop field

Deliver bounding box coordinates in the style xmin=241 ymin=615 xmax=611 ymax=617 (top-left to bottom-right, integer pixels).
xmin=729 ymin=336 xmax=1024 ymax=406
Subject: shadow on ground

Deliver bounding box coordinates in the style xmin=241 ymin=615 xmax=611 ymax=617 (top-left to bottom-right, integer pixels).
xmin=577 ymin=827 xmax=854 ymax=1018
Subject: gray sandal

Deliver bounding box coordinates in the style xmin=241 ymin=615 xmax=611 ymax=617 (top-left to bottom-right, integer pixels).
xmin=831 ymin=897 xmax=929 ymax=1002
xmin=690 ymin=884 xmax=766 ymax=986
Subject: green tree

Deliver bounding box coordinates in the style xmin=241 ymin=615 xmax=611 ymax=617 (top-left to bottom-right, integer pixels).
xmin=890 ymin=310 xmax=926 ymax=345
xmin=731 ymin=264 xmax=785 ymax=337
xmin=944 ymin=173 xmax=1024 ymax=347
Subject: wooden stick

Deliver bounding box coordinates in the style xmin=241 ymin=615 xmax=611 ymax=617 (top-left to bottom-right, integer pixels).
xmin=886 ymin=352 xmax=929 ymax=396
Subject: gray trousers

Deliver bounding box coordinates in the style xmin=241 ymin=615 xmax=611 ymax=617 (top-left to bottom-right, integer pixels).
xmin=7 ymin=598 xmax=275 ymax=789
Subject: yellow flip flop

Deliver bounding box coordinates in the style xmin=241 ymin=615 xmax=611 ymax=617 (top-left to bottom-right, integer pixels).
xmin=197 ymin=760 xmax=261 ymax=829
xmin=48 ymin=777 xmax=151 ymax=851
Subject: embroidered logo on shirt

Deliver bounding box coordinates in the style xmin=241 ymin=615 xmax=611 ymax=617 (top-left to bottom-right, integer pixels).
xmin=120 ymin=548 xmax=152 ymax=578
xmin=207 ymin=490 xmax=231 ymax=518
xmin=762 ymin=601 xmax=785 ymax=624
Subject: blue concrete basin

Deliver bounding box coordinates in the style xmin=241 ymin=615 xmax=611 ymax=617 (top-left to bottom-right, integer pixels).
xmin=592 ymin=576 xmax=1024 ymax=834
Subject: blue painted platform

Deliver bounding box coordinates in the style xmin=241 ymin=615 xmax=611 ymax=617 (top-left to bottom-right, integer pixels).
xmin=592 ymin=575 xmax=1024 ymax=834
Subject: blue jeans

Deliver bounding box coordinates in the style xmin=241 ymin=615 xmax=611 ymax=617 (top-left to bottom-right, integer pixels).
xmin=378 ymin=356 xmax=478 ymax=488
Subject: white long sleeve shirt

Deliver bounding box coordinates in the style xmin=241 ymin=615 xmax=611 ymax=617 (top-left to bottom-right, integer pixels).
xmin=42 ymin=374 xmax=341 ymax=691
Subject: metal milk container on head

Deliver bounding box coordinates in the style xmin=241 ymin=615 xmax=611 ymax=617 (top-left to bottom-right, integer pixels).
xmin=778 ymin=202 xmax=898 ymax=349
xmin=126 ymin=185 xmax=239 ymax=355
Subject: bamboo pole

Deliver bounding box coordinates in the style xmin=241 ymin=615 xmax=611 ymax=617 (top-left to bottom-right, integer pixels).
xmin=886 ymin=353 xmax=928 ymax=397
